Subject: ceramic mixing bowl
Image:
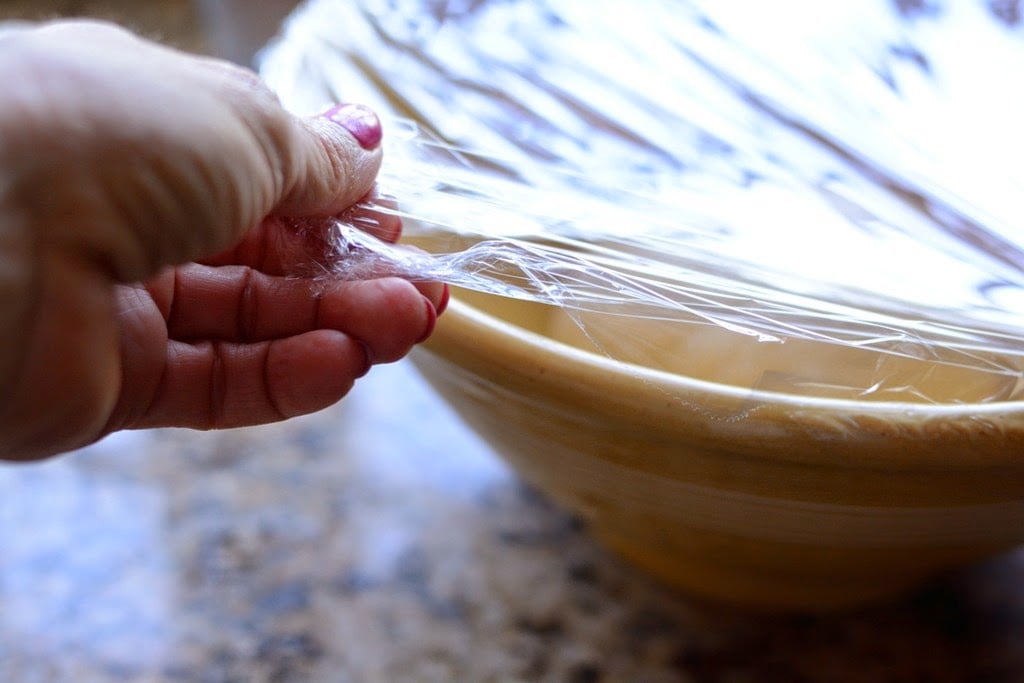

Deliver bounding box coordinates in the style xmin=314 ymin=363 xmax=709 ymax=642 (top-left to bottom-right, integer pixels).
xmin=411 ymin=289 xmax=1024 ymax=611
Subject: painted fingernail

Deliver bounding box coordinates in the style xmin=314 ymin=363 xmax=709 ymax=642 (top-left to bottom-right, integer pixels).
xmin=416 ymin=296 xmax=438 ymax=344
xmin=321 ymin=103 xmax=382 ymax=150
xmin=356 ymin=340 xmax=374 ymax=378
xmin=436 ymin=284 xmax=450 ymax=316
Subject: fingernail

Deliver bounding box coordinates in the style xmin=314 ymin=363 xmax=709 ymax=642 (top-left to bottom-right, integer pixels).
xmin=416 ymin=296 xmax=438 ymax=344
xmin=356 ymin=340 xmax=374 ymax=378
xmin=436 ymin=284 xmax=450 ymax=316
xmin=321 ymin=103 xmax=382 ymax=150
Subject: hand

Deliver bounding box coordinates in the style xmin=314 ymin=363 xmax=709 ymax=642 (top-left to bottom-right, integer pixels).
xmin=0 ymin=20 xmax=445 ymax=460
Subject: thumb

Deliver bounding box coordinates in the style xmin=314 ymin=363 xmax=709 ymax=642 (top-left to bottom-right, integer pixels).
xmin=275 ymin=103 xmax=385 ymax=218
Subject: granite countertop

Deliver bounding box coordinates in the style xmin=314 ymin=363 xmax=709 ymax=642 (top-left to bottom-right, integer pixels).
xmin=2 ymin=2 xmax=1024 ymax=681
xmin=0 ymin=359 xmax=1022 ymax=682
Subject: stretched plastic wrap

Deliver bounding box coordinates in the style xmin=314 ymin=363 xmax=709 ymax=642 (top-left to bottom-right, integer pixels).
xmin=261 ymin=0 xmax=1024 ymax=404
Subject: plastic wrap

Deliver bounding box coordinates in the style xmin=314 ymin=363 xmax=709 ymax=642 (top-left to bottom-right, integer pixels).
xmin=260 ymin=0 xmax=1024 ymax=403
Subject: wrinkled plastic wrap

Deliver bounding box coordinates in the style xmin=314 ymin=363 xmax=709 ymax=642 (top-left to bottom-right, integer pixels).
xmin=260 ymin=0 xmax=1024 ymax=403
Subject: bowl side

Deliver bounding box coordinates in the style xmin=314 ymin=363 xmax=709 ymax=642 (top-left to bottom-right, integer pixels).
xmin=413 ymin=297 xmax=1024 ymax=609
xmin=428 ymin=297 xmax=1024 ymax=476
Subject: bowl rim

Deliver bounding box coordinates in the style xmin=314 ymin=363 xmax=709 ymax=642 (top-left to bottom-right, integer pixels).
xmin=444 ymin=298 xmax=1024 ymax=416
xmin=423 ymin=296 xmax=1024 ymax=468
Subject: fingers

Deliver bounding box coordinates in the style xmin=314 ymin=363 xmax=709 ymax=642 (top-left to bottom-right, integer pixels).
xmin=152 ymin=263 xmax=443 ymax=364
xmin=201 ymin=207 xmax=402 ymax=276
xmin=118 ymin=259 xmax=445 ymax=430
xmin=0 ymin=20 xmax=392 ymax=280
xmin=273 ymin=105 xmax=385 ymax=219
xmin=199 ymin=216 xmax=337 ymax=276
xmin=131 ymin=331 xmax=369 ymax=430
xmin=197 ymin=214 xmax=443 ymax=306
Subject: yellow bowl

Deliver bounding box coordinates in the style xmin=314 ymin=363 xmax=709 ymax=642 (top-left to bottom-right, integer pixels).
xmin=412 ymin=289 xmax=1024 ymax=611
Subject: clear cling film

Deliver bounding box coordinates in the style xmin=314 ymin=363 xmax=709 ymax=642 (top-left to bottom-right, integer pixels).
xmin=261 ymin=0 xmax=1024 ymax=403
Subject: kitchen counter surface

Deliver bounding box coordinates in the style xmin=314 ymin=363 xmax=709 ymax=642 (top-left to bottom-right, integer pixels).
xmin=0 ymin=360 xmax=1023 ymax=682
xmin=2 ymin=2 xmax=1024 ymax=681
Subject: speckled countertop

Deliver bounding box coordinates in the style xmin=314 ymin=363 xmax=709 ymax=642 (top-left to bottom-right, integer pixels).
xmin=2 ymin=2 xmax=1024 ymax=681
xmin=0 ymin=359 xmax=1022 ymax=682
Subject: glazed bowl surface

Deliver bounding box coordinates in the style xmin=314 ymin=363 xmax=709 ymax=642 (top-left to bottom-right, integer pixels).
xmin=412 ymin=289 xmax=1024 ymax=611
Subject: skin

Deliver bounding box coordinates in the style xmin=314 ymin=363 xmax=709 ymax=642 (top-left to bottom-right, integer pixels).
xmin=0 ymin=20 xmax=445 ymax=461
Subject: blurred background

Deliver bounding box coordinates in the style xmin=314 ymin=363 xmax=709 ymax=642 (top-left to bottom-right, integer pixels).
xmin=0 ymin=0 xmax=298 ymax=63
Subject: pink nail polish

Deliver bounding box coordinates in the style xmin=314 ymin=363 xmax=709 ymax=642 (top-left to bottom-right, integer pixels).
xmin=416 ymin=297 xmax=438 ymax=344
xmin=321 ymin=103 xmax=382 ymax=150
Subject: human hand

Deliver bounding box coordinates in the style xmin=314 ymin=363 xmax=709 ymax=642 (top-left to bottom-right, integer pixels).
xmin=0 ymin=20 xmax=445 ymax=460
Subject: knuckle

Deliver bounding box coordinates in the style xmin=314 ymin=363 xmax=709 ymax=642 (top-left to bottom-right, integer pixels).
xmin=39 ymin=18 xmax=135 ymax=43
